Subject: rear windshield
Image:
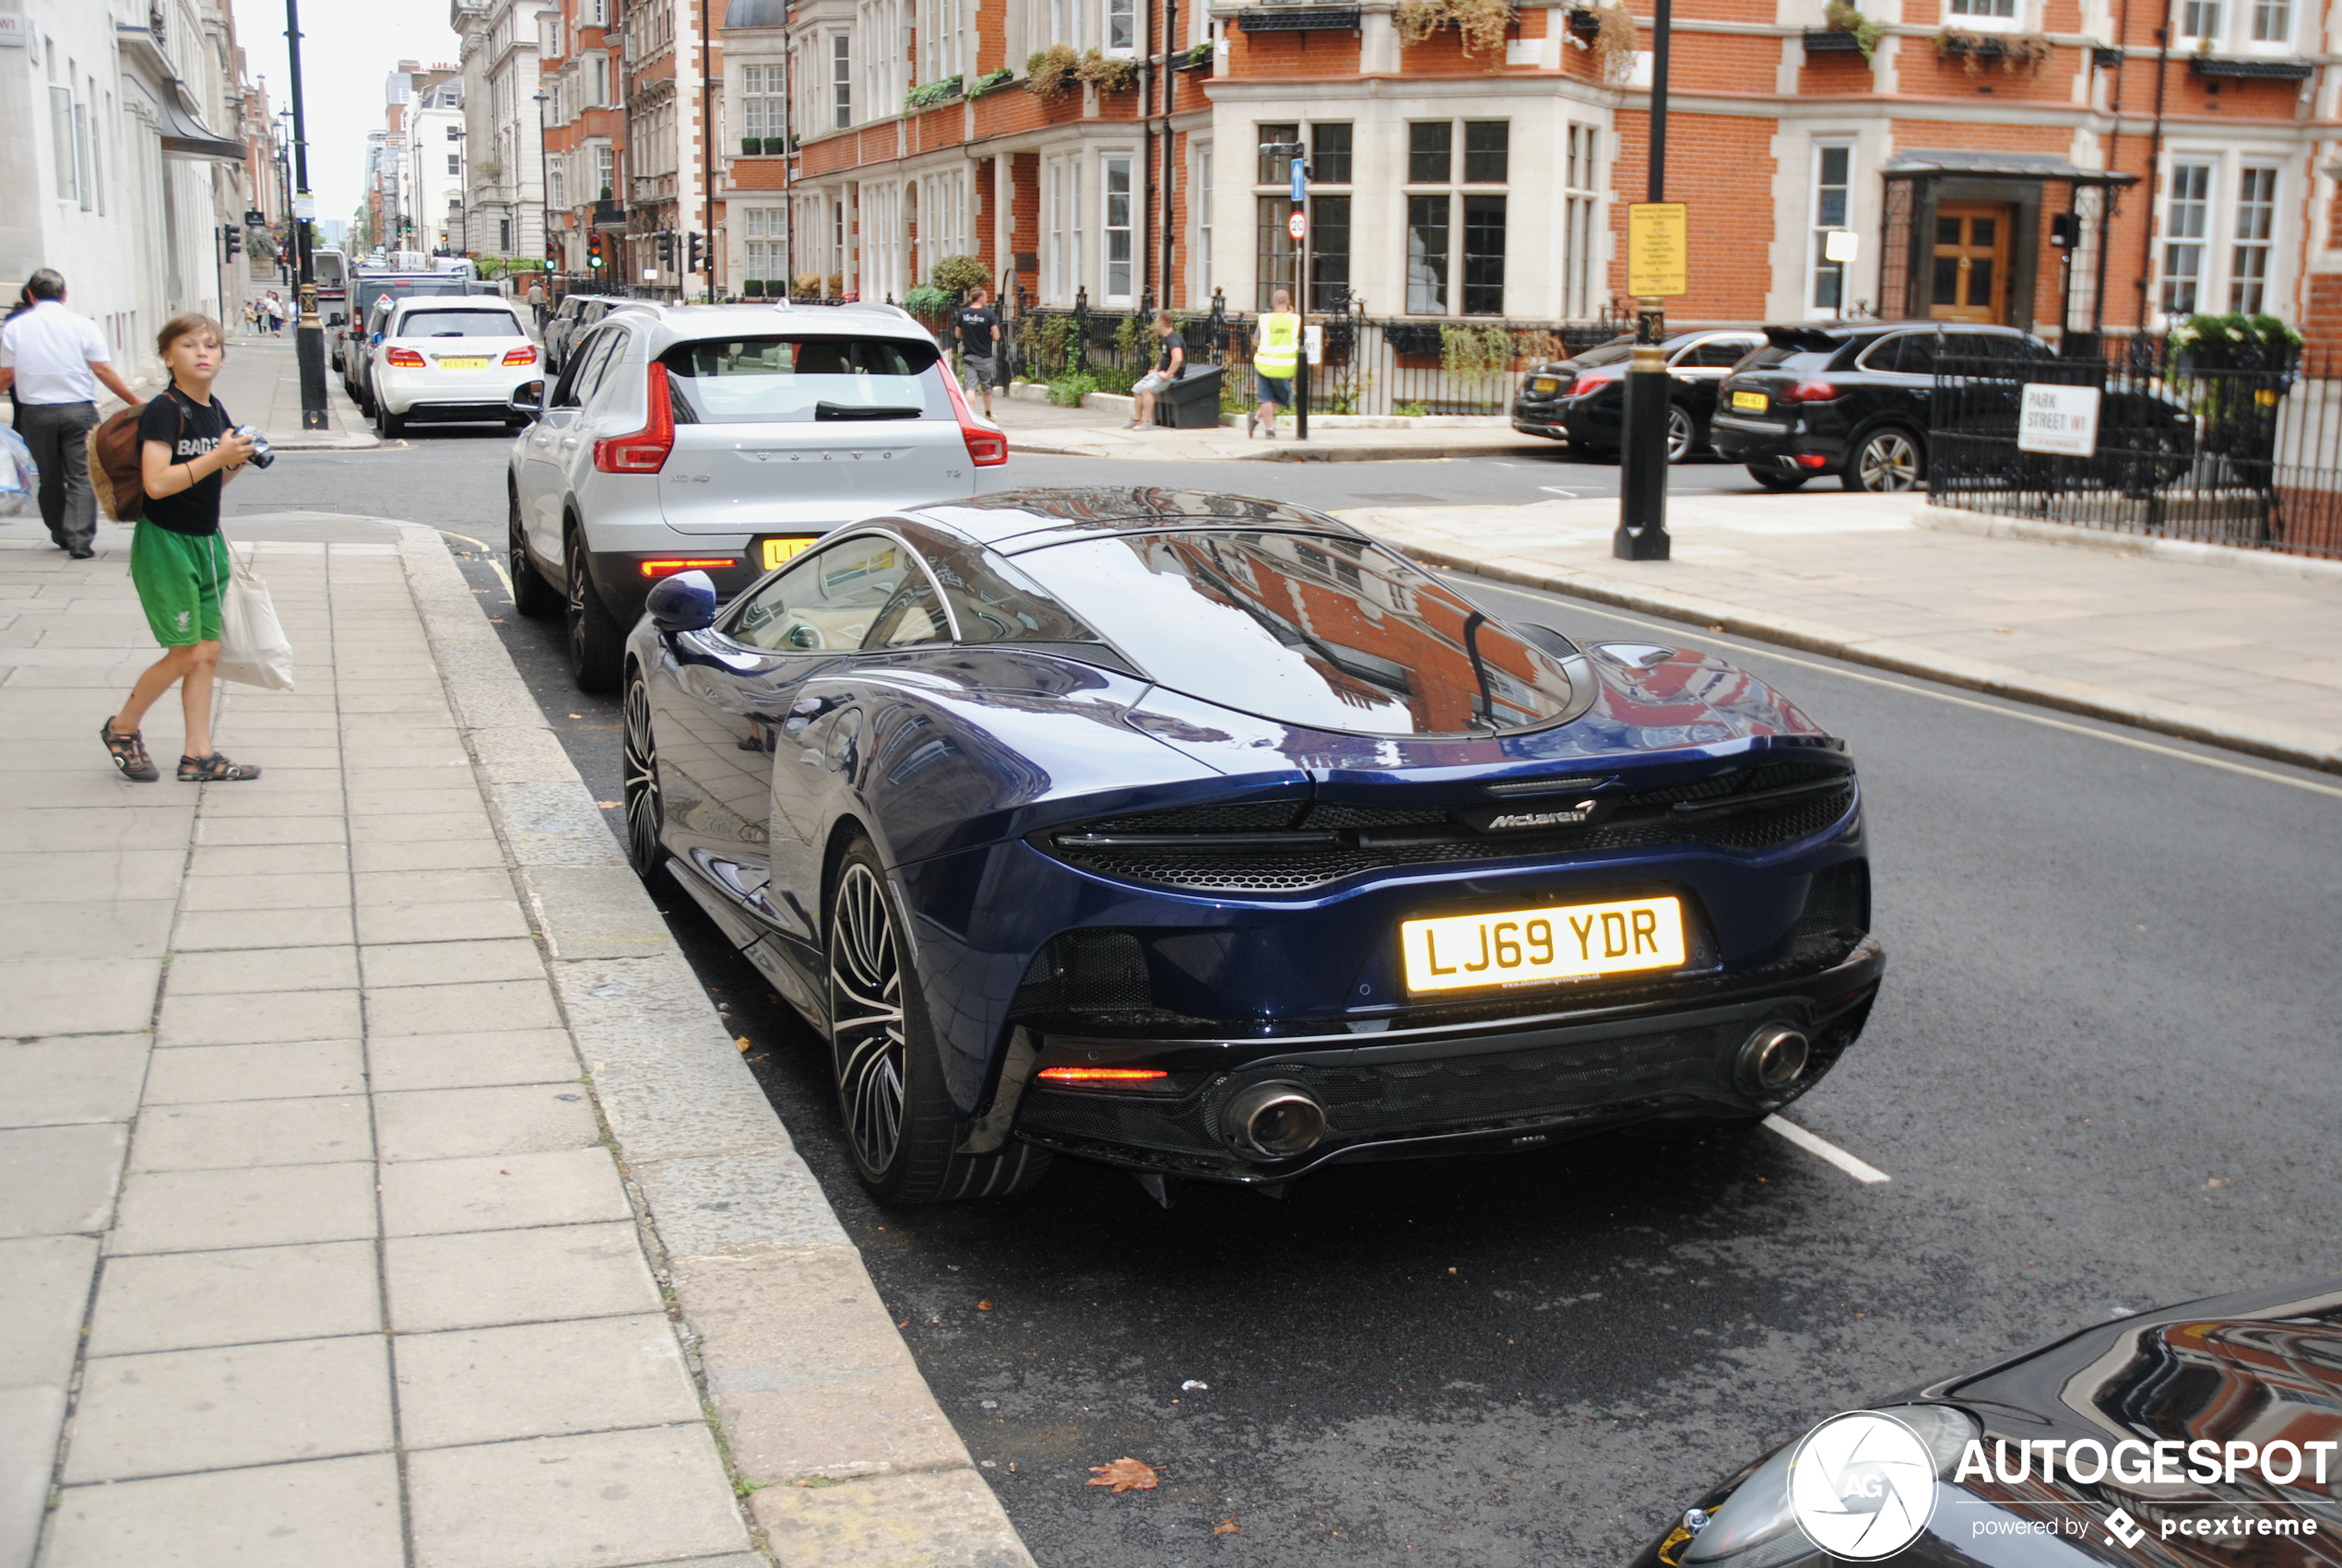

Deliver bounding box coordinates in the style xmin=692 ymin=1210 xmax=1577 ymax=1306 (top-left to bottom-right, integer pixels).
xmin=1745 ymin=345 xmax=1835 ymax=371
xmin=659 ymin=336 xmax=949 ymax=424
xmin=397 ymin=310 xmax=524 ymax=338
xmin=1009 ymin=530 xmax=1579 ymax=737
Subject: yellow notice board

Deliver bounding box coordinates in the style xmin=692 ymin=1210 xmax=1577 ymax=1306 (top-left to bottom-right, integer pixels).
xmin=1626 ymin=202 xmax=1690 ymax=297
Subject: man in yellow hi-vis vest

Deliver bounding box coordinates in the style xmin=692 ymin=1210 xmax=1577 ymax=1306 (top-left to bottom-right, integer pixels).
xmin=1250 ymin=289 xmax=1299 ymax=440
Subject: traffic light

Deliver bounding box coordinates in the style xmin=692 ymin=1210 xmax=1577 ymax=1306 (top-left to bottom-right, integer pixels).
xmin=546 ymin=236 xmax=561 ymax=266
xmin=223 ymin=224 xmax=242 ymax=258
xmin=656 ymin=230 xmax=675 ymax=265
xmin=687 ymin=230 xmax=703 ymax=274
xmin=588 ymin=233 xmax=606 ymax=271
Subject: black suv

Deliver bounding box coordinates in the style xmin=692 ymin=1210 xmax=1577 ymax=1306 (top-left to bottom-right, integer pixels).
xmin=1512 ymin=327 xmax=1767 ymax=463
xmin=1714 ymin=321 xmax=2053 ymax=492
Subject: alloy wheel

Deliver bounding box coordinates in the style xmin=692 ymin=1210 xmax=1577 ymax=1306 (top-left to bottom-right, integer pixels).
xmin=830 ymin=863 xmax=907 ymax=1177
xmin=1667 ymin=406 xmax=1695 ymax=464
xmin=1856 ymin=430 xmax=1922 ymax=491
xmin=621 ymin=674 xmax=664 ymax=878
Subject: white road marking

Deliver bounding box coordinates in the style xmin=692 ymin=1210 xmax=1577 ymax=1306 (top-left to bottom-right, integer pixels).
xmin=1539 ymin=487 xmax=1579 ymax=499
xmin=1764 ymin=1115 xmax=1891 ymax=1185
xmin=439 ymin=529 xmax=517 ymax=601
xmin=1457 ymin=578 xmax=2342 ymax=802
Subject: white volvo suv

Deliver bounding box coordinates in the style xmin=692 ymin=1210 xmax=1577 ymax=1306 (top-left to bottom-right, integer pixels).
xmin=504 ymin=301 xmax=1008 ymax=690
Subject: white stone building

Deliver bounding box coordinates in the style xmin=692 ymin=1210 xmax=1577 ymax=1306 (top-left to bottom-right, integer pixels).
xmin=0 ymin=0 xmax=257 ymax=380
xmin=452 ymin=0 xmax=556 ymax=260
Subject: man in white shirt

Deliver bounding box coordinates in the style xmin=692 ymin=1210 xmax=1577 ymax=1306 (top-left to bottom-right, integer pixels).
xmin=0 ymin=270 xmax=145 ymax=558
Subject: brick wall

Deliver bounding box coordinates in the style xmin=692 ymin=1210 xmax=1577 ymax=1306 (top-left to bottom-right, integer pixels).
xmin=1610 ymin=110 xmax=1777 ymax=319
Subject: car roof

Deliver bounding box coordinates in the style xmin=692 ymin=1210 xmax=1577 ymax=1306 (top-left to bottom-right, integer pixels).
xmin=904 ymin=488 xmax=1368 ymax=550
xmin=389 ymin=298 xmax=523 ymax=324
xmin=613 ymin=300 xmax=936 ymax=354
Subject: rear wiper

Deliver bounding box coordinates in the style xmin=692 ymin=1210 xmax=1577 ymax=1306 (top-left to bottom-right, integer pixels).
xmin=815 ymin=402 xmax=922 ymax=421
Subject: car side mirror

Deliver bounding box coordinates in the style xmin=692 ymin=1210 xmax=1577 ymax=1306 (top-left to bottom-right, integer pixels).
xmin=1516 ymin=623 xmax=1580 ymax=658
xmin=507 ymin=381 xmax=545 ymax=419
xmin=369 ymin=331 xmax=383 ymax=347
xmin=645 ymin=570 xmax=717 ymax=635
xmin=328 ymin=312 xmax=346 ymax=327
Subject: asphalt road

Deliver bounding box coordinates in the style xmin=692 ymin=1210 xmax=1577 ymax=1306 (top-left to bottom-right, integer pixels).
xmin=232 ymin=432 xmax=2342 ymax=1568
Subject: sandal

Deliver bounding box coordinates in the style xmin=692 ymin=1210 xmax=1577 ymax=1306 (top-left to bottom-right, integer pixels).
xmin=101 ymin=718 xmax=160 ymax=783
xmin=178 ymin=752 xmax=263 ymax=783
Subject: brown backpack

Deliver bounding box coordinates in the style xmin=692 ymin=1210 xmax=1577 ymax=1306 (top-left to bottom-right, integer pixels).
xmin=86 ymin=396 xmax=185 ymax=524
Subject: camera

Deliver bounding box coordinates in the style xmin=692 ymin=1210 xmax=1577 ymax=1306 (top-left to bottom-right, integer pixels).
xmin=233 ymin=424 xmax=275 ymax=469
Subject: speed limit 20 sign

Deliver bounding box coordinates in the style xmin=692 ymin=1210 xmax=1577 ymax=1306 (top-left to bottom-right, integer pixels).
xmin=1287 ymin=210 xmax=1307 ymax=242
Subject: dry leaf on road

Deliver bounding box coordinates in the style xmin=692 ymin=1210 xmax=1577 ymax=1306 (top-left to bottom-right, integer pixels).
xmin=1087 ymin=1457 xmax=1159 ymax=1493
xmin=1214 ymin=1517 xmax=1240 ymax=1535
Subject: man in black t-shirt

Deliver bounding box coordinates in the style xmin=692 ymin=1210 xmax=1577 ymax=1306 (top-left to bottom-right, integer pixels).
xmin=952 ymin=288 xmax=1003 ymax=419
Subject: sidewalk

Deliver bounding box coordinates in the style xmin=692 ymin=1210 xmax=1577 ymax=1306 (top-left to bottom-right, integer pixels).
xmin=0 ymin=519 xmax=1031 ymax=1567
xmin=1341 ymin=490 xmax=2342 ymax=773
xmin=990 ymin=394 xmax=1554 ymax=463
xmin=207 ymin=337 xmax=379 ymax=453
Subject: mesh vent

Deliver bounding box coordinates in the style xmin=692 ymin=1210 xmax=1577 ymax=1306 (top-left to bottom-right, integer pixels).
xmin=1084 ymin=801 xmax=1307 ymax=833
xmin=1011 ymin=930 xmax=1153 ymax=1016
xmin=1301 ymin=803 xmax=1454 ymax=830
xmin=1787 ymin=858 xmax=1870 ymax=964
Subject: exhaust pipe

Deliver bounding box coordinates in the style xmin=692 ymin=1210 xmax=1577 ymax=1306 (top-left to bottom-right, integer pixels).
xmin=1737 ymin=1023 xmax=1812 ymax=1097
xmin=1223 ymin=1080 xmax=1327 ymax=1161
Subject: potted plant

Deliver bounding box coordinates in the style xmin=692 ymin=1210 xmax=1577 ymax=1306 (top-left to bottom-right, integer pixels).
xmin=971 ymin=65 xmax=1014 ymax=95
xmin=1395 ymin=0 xmax=1518 ymax=57
xmin=742 ymin=277 xmax=765 ymax=297
xmin=1074 ymin=49 xmax=1139 ymax=94
xmin=1025 ymin=43 xmax=1080 ymax=100
xmin=1806 ymin=0 xmax=1883 ymax=56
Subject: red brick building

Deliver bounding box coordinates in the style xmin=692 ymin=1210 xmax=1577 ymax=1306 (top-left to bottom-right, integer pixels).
xmin=539 ymin=0 xmax=631 ymax=278
xmin=732 ymin=0 xmax=2328 ymax=339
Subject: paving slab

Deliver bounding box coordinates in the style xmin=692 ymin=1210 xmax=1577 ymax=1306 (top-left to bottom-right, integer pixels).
xmin=394 ymin=1313 xmax=703 ymax=1449
xmin=161 ymin=946 xmax=359 ymax=996
xmin=364 ymin=1026 xmax=582 ymax=1092
xmin=141 ymin=1040 xmax=367 ymax=1105
xmin=0 ymin=1385 xmax=64 ymax=1568
xmin=751 ymin=1468 xmax=1038 ymax=1568
xmin=41 ymin=1453 xmax=404 ymax=1568
xmin=407 ymin=1426 xmax=752 ymax=1568
xmin=85 ymin=1241 xmax=383 ymax=1355
xmin=0 ymin=959 xmax=160 ymax=1037
xmin=153 ymin=988 xmax=361 ymax=1047
xmin=0 ymin=1234 xmax=99 ymax=1386
xmin=128 ymin=1096 xmax=373 ymax=1172
xmin=364 ymin=976 xmax=563 ymax=1037
xmin=379 ymin=1147 xmax=634 ymax=1237
xmin=372 ymin=1082 xmax=602 ymax=1161
xmin=64 ymin=1335 xmax=394 ymax=1482
xmin=0 ymin=1123 xmax=127 ymax=1238
xmin=384 ymin=1222 xmax=665 ymax=1333
xmin=0 ymin=1038 xmax=149 ymax=1127
xmin=107 ymin=1161 xmax=379 ymax=1256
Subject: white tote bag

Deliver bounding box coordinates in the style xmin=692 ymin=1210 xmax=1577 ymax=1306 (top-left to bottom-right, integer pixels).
xmin=214 ymin=544 xmax=296 ymax=690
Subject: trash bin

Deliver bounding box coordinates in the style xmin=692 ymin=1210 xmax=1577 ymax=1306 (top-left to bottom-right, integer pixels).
xmin=1157 ymin=365 xmax=1225 ymax=429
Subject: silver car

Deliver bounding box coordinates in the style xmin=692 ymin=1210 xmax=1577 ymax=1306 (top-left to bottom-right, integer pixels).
xmin=505 ymin=301 xmax=1009 ymax=691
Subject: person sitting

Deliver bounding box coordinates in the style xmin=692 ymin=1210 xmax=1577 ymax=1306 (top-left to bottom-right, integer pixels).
xmin=1130 ymin=312 xmax=1186 ymax=430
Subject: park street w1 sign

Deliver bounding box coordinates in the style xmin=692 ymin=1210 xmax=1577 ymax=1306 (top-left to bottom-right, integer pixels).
xmin=2018 ymin=383 xmax=2101 ymax=457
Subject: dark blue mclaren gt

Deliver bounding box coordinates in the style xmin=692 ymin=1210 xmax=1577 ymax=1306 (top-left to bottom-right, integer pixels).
xmin=621 ymin=489 xmax=1883 ymax=1204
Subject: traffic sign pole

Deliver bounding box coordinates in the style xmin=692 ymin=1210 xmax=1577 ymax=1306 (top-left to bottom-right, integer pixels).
xmin=1293 ymin=157 xmax=1309 ymax=442
xmin=1617 ymin=0 xmax=1678 ymax=563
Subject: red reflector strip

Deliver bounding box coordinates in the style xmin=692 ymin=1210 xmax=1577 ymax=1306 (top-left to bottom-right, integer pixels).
xmin=1035 ymin=1067 xmax=1169 ymax=1085
xmin=637 ymin=558 xmax=738 ymax=578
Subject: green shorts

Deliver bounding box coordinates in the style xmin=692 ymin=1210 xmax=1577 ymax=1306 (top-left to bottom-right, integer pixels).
xmin=130 ymin=523 xmax=230 ymax=647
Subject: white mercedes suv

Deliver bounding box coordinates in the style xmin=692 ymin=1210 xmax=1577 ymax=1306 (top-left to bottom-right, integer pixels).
xmin=505 ymin=301 xmax=1008 ymax=690
xmin=370 ymin=297 xmax=541 ymax=438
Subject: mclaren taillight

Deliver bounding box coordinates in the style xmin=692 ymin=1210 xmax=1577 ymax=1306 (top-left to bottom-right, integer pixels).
xmin=503 ymin=345 xmax=539 ymax=366
xmin=638 ymin=557 xmax=738 ymax=578
xmin=1777 ymin=380 xmax=1841 ymax=404
xmin=941 ymin=362 xmax=1009 ymax=466
xmin=593 ymin=364 xmax=675 ymax=474
xmin=1035 ymin=1067 xmax=1170 ymax=1086
xmin=384 ymin=347 xmax=426 ymax=367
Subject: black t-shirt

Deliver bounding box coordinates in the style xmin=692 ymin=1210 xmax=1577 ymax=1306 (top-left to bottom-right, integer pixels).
xmin=1155 ymin=336 xmax=1183 ymax=375
xmin=138 ymin=389 xmax=233 ymax=536
xmin=954 ymin=306 xmax=1001 ymax=358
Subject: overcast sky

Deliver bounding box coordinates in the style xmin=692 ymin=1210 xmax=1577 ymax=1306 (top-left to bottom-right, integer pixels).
xmin=229 ymin=0 xmax=466 ymax=223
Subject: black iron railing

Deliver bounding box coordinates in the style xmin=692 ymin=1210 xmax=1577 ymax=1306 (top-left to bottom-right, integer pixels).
xmin=1930 ymin=332 xmax=2339 ymax=560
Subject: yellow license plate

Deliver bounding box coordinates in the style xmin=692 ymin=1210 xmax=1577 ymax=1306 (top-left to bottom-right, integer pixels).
xmin=1731 ymin=390 xmax=1768 ymax=412
xmin=1401 ymin=896 xmax=1686 ymax=994
xmin=438 ymin=357 xmax=490 ymax=369
xmin=760 ymin=536 xmax=820 ymax=571
xmin=1531 ymin=377 xmax=1560 ymax=394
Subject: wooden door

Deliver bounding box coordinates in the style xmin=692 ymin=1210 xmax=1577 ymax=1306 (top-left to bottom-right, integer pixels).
xmin=1929 ymin=203 xmax=2011 ymax=323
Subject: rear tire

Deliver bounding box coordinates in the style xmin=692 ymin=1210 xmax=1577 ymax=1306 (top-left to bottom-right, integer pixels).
xmin=1846 ymin=428 xmax=1923 ymax=492
xmin=508 ymin=484 xmax=558 ymax=619
xmin=828 ymin=838 xmax=1052 ymax=1204
xmin=1666 ymin=405 xmax=1697 ymax=465
xmin=564 ymin=526 xmax=624 ymax=693
xmin=375 ymin=399 xmax=404 ymax=440
xmin=1748 ymin=466 xmax=1809 ymax=491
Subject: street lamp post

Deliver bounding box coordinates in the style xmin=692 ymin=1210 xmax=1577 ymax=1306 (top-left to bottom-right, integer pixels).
xmin=1614 ymin=0 xmax=1673 ymax=560
xmin=533 ymin=89 xmax=551 ymax=323
xmin=281 ymin=0 xmax=328 ymax=430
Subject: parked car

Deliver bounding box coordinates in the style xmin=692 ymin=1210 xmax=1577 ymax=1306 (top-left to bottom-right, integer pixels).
xmin=1629 ymin=1276 xmax=2342 ymax=1568
xmin=367 ymin=297 xmax=540 ymax=439
xmin=1513 ymin=328 xmax=1768 ymax=463
xmin=620 ymin=488 xmax=1883 ymax=1205
xmin=506 ymin=300 xmax=1008 ymax=692
xmin=545 ymin=295 xmax=620 ymax=376
xmin=338 ymin=271 xmax=477 ymax=407
xmin=1706 ymin=321 xmax=2191 ymax=495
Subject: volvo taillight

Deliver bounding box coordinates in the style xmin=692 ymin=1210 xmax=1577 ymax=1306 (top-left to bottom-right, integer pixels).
xmin=592 ymin=365 xmax=676 ymax=474
xmin=940 ymin=362 xmax=1009 ymax=466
